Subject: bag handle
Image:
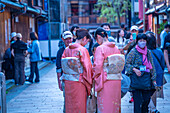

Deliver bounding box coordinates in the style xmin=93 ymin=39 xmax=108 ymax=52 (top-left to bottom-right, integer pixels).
xmin=151 ymin=50 xmax=164 ymax=71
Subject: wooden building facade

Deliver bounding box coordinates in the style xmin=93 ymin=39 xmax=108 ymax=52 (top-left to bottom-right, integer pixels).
xmin=145 ymin=0 xmax=170 ymax=47
xmin=0 ymin=0 xmax=47 ymax=70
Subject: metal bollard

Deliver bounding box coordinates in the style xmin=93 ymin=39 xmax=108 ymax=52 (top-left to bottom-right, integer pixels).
xmin=0 ymin=72 xmax=6 ymax=113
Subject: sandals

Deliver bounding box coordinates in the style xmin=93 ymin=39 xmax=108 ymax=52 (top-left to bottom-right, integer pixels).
xmin=152 ymin=110 xmax=160 ymax=113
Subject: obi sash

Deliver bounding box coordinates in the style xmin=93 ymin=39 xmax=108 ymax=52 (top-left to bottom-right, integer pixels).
xmin=61 ymin=57 xmax=83 ymax=81
xmin=103 ymin=54 xmax=125 ymax=80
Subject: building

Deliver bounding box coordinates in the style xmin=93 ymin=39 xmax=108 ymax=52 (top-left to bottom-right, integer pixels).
xmin=0 ymin=0 xmax=47 ymax=70
xmin=144 ymin=0 xmax=170 ymax=46
xmin=39 ymin=0 xmax=68 ymax=59
xmin=67 ymin=0 xmax=127 ymax=34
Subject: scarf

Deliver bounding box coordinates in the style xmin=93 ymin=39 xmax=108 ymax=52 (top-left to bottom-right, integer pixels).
xmin=136 ymin=45 xmax=152 ymax=70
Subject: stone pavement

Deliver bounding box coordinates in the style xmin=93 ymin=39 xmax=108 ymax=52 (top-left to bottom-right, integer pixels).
xmin=6 ymin=64 xmax=170 ymax=113
xmin=7 ymin=63 xmax=64 ymax=113
xmin=6 ymin=61 xmax=50 ymax=90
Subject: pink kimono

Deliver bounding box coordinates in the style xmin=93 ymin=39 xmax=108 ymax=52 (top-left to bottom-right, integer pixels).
xmin=93 ymin=42 xmax=121 ymax=113
xmin=62 ymin=43 xmax=92 ymax=113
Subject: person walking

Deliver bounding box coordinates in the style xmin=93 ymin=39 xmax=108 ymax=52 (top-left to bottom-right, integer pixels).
xmin=121 ymin=24 xmax=127 ymax=38
xmin=93 ymin=28 xmax=123 ymax=113
xmin=147 ymin=33 xmax=165 ymax=113
xmin=163 ymin=33 xmax=170 ymax=74
xmin=61 ymin=29 xmax=92 ymax=113
xmin=2 ymin=32 xmax=17 ymax=79
xmin=70 ymin=25 xmax=79 ymax=42
xmin=56 ymin=31 xmax=73 ymax=113
xmin=11 ymin=33 xmax=27 ymax=85
xmin=160 ymin=24 xmax=170 ymax=50
xmin=27 ymin=32 xmax=42 ymax=83
xmin=125 ymin=33 xmax=157 ymax=113
xmin=101 ymin=23 xmax=115 ymax=42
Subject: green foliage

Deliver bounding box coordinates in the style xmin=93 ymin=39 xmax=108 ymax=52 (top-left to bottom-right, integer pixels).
xmin=95 ymin=0 xmax=131 ymax=25
xmin=158 ymin=22 xmax=168 ymax=34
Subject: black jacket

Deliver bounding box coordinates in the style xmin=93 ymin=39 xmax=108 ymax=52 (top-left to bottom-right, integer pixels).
xmin=11 ymin=40 xmax=27 ymax=55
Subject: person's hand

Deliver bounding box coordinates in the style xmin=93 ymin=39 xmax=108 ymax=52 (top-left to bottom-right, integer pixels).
xmin=24 ymin=50 xmax=28 ymax=56
xmin=153 ymin=81 xmax=160 ymax=90
xmin=27 ymin=40 xmax=31 ymax=45
xmin=133 ymin=68 xmax=141 ymax=76
xmin=168 ymin=66 xmax=170 ymax=74
xmin=57 ymin=73 xmax=63 ymax=91
xmin=58 ymin=81 xmax=63 ymax=91
xmin=120 ymin=49 xmax=125 ymax=54
xmin=157 ymin=86 xmax=162 ymax=92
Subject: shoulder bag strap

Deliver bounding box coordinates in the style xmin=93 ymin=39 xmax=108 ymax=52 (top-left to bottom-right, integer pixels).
xmin=151 ymin=50 xmax=164 ymax=70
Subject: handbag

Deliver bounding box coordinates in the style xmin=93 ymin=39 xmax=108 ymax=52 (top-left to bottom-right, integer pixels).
xmin=87 ymin=80 xmax=97 ymax=113
xmin=121 ymin=74 xmax=131 ymax=98
xmin=130 ymin=72 xmax=152 ymax=90
xmin=151 ymin=51 xmax=167 ymax=85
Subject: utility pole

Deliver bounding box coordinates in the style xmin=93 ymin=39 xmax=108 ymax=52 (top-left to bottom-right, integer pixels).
xmin=143 ymin=0 xmax=145 ymax=32
xmin=166 ymin=0 xmax=170 ymax=24
xmin=131 ymin=0 xmax=134 ymax=25
xmin=128 ymin=0 xmax=131 ymax=28
xmin=48 ymin=0 xmax=51 ymax=61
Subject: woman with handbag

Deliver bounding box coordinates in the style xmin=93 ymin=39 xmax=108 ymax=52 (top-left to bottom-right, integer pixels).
xmin=146 ymin=33 xmax=165 ymax=113
xmin=61 ymin=29 xmax=92 ymax=113
xmin=93 ymin=28 xmax=124 ymax=113
xmin=125 ymin=33 xmax=157 ymax=113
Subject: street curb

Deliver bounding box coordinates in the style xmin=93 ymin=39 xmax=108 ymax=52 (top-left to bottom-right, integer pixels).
xmin=5 ymin=61 xmax=50 ymax=91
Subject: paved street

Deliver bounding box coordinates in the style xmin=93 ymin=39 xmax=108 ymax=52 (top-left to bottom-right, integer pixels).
xmin=6 ymin=63 xmax=170 ymax=113
xmin=7 ymin=63 xmax=64 ymax=113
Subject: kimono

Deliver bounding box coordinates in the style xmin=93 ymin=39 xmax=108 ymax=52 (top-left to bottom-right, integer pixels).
xmin=61 ymin=43 xmax=92 ymax=113
xmin=93 ymin=42 xmax=122 ymax=113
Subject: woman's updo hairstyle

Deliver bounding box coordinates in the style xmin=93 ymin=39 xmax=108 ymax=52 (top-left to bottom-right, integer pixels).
xmin=136 ymin=33 xmax=147 ymax=43
xmin=94 ymin=27 xmax=108 ymax=40
xmin=76 ymin=28 xmax=91 ymax=40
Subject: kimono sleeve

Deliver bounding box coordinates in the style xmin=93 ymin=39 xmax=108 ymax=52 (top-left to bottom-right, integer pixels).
xmin=79 ymin=48 xmax=92 ymax=85
xmin=93 ymin=46 xmax=105 ymax=78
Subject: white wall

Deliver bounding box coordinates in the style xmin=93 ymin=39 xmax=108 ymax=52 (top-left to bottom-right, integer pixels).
xmin=39 ymin=40 xmax=59 ymax=58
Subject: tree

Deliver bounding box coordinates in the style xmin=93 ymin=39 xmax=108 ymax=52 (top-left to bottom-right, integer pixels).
xmin=95 ymin=0 xmax=131 ymax=26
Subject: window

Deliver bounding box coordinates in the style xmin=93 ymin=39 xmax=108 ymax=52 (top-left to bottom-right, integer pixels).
xmin=44 ymin=0 xmax=48 ymax=11
xmin=33 ymin=0 xmax=38 ymax=6
xmin=71 ymin=3 xmax=79 ymax=16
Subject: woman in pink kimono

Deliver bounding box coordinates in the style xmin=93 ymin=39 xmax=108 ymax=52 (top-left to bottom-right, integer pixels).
xmin=93 ymin=28 xmax=123 ymax=113
xmin=61 ymin=29 xmax=92 ymax=113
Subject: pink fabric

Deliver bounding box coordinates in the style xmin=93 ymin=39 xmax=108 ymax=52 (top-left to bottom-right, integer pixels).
xmin=65 ymin=80 xmax=87 ymax=113
xmin=93 ymin=42 xmax=120 ymax=92
xmin=138 ymin=0 xmax=143 ymax=20
xmin=148 ymin=14 xmax=152 ymax=31
xmin=136 ymin=45 xmax=153 ymax=70
xmin=62 ymin=43 xmax=92 ymax=95
xmin=97 ymin=80 xmax=121 ymax=113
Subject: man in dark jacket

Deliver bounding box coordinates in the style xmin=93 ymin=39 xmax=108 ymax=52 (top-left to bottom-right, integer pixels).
xmin=11 ymin=33 xmax=27 ymax=85
xmin=56 ymin=31 xmax=73 ymax=113
xmin=164 ymin=33 xmax=170 ymax=74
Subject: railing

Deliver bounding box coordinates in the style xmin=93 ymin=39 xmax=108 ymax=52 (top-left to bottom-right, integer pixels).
xmin=68 ymin=15 xmax=107 ymax=25
xmin=0 ymin=72 xmax=6 ymax=113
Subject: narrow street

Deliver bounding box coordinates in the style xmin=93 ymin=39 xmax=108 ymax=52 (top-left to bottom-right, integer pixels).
xmin=7 ymin=63 xmax=64 ymax=113
xmin=6 ymin=63 xmax=170 ymax=113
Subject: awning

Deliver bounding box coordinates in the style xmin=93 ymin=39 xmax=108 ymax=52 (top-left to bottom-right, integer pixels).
xmin=0 ymin=0 xmax=23 ymax=9
xmin=158 ymin=9 xmax=166 ymax=14
xmin=138 ymin=24 xmax=144 ymax=29
xmin=136 ymin=20 xmax=143 ymax=25
xmin=145 ymin=4 xmax=166 ymax=15
xmin=27 ymin=7 xmax=47 ymax=15
xmin=167 ymin=7 xmax=170 ymax=12
xmin=0 ymin=0 xmax=47 ymax=15
xmin=158 ymin=7 xmax=170 ymax=14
